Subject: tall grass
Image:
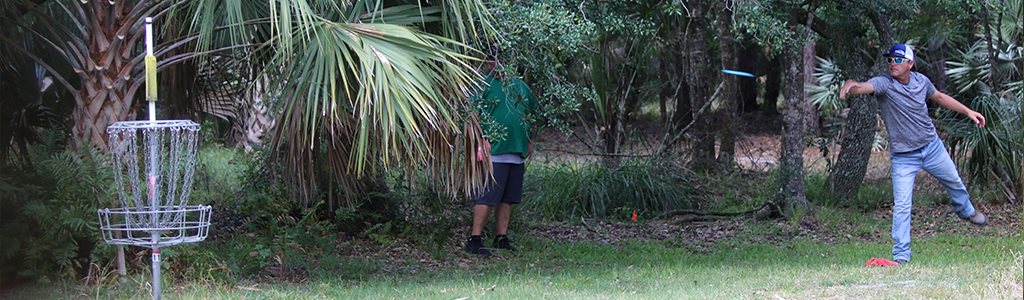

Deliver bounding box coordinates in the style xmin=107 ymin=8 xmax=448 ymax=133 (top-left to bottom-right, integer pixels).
xmin=521 ymin=158 xmax=697 ymax=220
xmin=805 ymin=171 xmax=893 ymax=212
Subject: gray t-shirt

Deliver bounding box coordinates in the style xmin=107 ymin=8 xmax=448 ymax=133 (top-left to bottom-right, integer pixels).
xmin=491 ymin=153 xmax=526 ymax=164
xmin=867 ymin=72 xmax=937 ymax=153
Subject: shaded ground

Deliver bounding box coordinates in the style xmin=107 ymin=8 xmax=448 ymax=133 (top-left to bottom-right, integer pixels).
xmin=288 ymin=201 xmax=1019 ymax=286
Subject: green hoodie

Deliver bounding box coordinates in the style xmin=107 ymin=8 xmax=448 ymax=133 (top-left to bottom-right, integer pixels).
xmin=476 ymin=75 xmax=537 ymax=158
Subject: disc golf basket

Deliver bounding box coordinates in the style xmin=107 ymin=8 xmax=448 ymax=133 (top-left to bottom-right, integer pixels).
xmin=97 ymin=18 xmax=210 ymax=300
xmin=98 ymin=120 xmax=211 ymax=299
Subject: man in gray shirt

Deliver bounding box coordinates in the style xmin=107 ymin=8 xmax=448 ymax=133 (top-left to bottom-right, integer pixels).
xmin=840 ymin=44 xmax=988 ymax=266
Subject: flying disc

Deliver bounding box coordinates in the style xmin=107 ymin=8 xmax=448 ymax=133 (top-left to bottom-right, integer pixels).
xmin=721 ymin=69 xmax=755 ymax=77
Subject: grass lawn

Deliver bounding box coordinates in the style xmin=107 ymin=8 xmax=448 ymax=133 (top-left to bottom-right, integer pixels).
xmin=6 ymin=207 xmax=1021 ymax=300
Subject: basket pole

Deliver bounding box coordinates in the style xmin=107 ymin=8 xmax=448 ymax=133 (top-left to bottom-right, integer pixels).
xmin=151 ymin=248 xmax=161 ymax=300
xmin=144 ymin=17 xmax=163 ymax=300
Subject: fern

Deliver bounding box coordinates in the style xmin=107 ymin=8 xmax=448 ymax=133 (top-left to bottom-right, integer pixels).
xmin=0 ymin=129 xmax=116 ymax=282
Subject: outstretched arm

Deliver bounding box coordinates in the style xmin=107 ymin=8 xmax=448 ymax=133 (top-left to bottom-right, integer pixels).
xmin=839 ymin=79 xmax=875 ymax=100
xmin=929 ymin=91 xmax=986 ymax=128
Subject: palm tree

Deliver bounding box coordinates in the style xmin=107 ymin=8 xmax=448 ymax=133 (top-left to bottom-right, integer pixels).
xmin=2 ymin=1 xmax=167 ymax=147
xmin=187 ymin=0 xmax=495 ymax=200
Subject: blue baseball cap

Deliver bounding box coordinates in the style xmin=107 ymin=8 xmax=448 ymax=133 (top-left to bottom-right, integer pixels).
xmin=883 ymin=44 xmax=914 ymax=61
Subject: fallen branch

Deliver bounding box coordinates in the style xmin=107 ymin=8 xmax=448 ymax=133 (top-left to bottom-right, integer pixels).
xmin=666 ymin=214 xmax=729 ymax=225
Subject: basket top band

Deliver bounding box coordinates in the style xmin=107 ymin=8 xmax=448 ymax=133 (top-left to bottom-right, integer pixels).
xmin=107 ymin=120 xmax=200 ymax=132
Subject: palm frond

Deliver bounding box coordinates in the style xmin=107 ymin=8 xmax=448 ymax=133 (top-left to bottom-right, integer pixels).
xmin=244 ymin=0 xmax=495 ymax=202
xmin=805 ymin=56 xmax=844 ymax=113
xmin=940 ymin=94 xmax=1022 ymax=192
xmin=946 ymin=41 xmax=993 ymax=97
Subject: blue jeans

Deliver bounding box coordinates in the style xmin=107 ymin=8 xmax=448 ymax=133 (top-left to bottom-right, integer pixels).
xmin=889 ymin=136 xmax=976 ymax=262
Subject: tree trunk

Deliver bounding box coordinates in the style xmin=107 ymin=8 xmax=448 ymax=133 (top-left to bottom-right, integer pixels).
xmin=660 ymin=86 xmax=668 ymax=124
xmin=981 ymin=4 xmax=1002 ymax=94
xmin=931 ymin=48 xmax=949 ymax=93
xmin=778 ymin=9 xmax=813 ymax=216
xmin=71 ymin=1 xmax=138 ymax=149
xmin=686 ymin=0 xmax=715 ymax=171
xmin=826 ymin=94 xmax=876 ymax=200
xmin=655 ymin=48 xmax=692 ymax=157
xmin=762 ymin=55 xmax=782 ymax=116
xmin=716 ymin=0 xmax=737 ymax=167
xmin=738 ymin=39 xmax=760 ymax=113
xmin=659 ymin=12 xmax=686 ymax=130
xmin=826 ymin=12 xmax=892 ymax=201
xmin=672 ymin=52 xmax=692 ymax=129
xmin=601 ymin=112 xmax=621 ymax=168
xmin=803 ymin=42 xmax=820 ymax=133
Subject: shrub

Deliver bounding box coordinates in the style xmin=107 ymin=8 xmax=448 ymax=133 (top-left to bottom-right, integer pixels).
xmin=191 ymin=145 xmax=247 ymax=207
xmin=0 ymin=130 xmax=116 ymax=282
xmin=806 ymin=171 xmax=891 ymax=212
xmin=940 ymin=94 xmax=1023 ymax=202
xmin=389 ymin=170 xmax=470 ymax=258
xmin=521 ymin=158 xmax=697 ymax=220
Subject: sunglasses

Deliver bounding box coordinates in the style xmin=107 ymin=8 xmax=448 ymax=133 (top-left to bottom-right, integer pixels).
xmin=886 ymin=57 xmax=907 ymax=64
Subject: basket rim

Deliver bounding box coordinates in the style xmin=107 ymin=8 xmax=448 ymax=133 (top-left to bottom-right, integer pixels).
xmin=107 ymin=120 xmax=200 ymax=131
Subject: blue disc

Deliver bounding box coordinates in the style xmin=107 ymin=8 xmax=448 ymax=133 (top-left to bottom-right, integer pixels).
xmin=721 ymin=69 xmax=755 ymax=77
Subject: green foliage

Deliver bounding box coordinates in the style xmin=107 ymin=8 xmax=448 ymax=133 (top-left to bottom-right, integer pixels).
xmin=850 ymin=180 xmax=894 ymax=212
xmin=806 ymin=172 xmax=890 ymax=212
xmin=389 ymin=170 xmax=470 ymax=259
xmin=695 ymin=170 xmax=774 ymax=213
xmin=805 ymin=56 xmax=845 ymax=114
xmin=939 ymin=94 xmax=1023 ymax=199
xmin=736 ymin=0 xmax=801 ymax=57
xmin=736 ymin=0 xmax=837 ymax=58
xmin=939 ymin=0 xmax=1021 ymax=100
xmin=945 ymin=40 xmax=1019 ymax=98
xmin=489 ymin=0 xmax=594 ymax=134
xmin=191 ymin=145 xmax=247 ymax=206
xmin=0 ymin=130 xmax=116 ymax=282
xmin=160 ymin=243 xmax=234 ymax=285
xmin=207 ymin=147 xmax=422 ymax=277
xmin=521 ymin=158 xmax=697 ymax=220
xmin=230 ymin=147 xmax=290 ymax=216
xmin=233 ymin=201 xmax=351 ymax=278
xmin=0 ymin=55 xmax=65 ymax=168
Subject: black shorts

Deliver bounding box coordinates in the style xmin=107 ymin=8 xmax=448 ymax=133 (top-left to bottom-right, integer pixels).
xmin=473 ymin=162 xmax=525 ymax=206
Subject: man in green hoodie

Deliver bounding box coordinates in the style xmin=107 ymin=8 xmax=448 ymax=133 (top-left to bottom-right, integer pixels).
xmin=464 ymin=52 xmax=537 ymax=256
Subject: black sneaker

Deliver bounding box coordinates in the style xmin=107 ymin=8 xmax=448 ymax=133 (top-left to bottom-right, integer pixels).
xmin=493 ymin=235 xmax=517 ymax=252
xmin=464 ymin=236 xmax=491 ymax=256
xmin=895 ymin=259 xmax=908 ymax=266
